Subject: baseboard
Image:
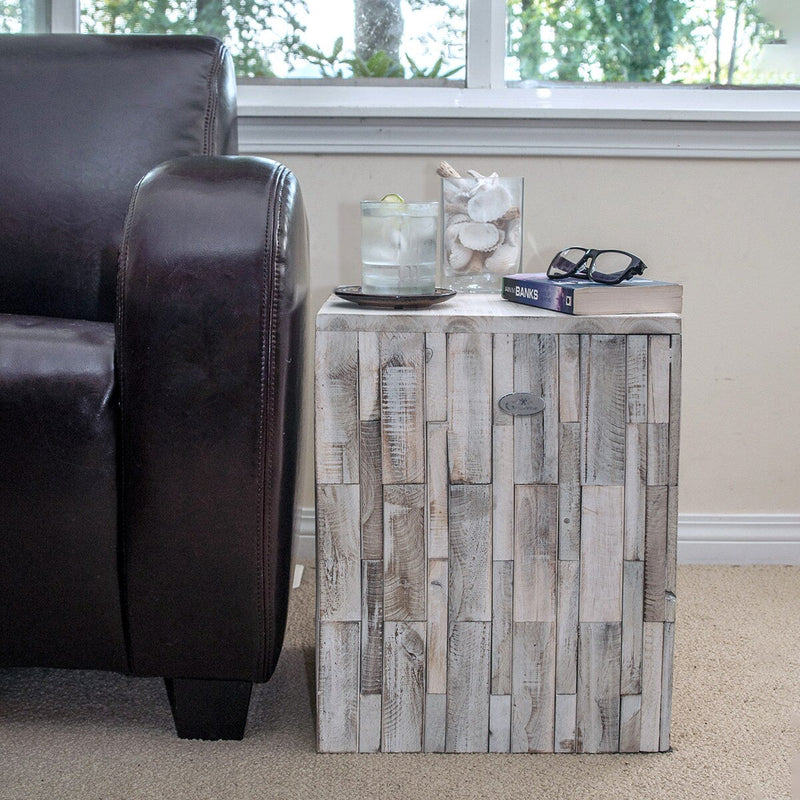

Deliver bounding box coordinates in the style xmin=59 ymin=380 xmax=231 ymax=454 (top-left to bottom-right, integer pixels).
xmin=293 ymin=509 xmax=800 ymax=566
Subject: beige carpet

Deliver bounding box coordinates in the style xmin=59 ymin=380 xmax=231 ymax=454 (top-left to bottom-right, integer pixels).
xmin=1 ymin=565 xmax=798 ymax=800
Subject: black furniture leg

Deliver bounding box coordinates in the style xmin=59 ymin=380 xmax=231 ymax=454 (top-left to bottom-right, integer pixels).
xmin=165 ymin=678 xmax=253 ymax=740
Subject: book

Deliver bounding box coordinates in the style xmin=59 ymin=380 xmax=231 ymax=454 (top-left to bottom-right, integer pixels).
xmin=501 ymin=272 xmax=682 ymax=315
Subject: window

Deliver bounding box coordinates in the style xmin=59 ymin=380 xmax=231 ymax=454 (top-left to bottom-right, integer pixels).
xmin=5 ymin=0 xmax=800 ymax=157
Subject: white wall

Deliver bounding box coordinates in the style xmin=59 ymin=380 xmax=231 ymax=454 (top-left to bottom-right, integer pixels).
xmin=272 ymin=153 xmax=800 ymax=557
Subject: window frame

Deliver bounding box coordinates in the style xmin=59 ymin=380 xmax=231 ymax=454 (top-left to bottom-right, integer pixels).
xmin=50 ymin=0 xmax=800 ymax=158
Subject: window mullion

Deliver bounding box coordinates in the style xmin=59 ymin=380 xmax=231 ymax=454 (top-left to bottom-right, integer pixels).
xmin=466 ymin=0 xmax=506 ymax=89
xmin=50 ymin=0 xmax=79 ymax=32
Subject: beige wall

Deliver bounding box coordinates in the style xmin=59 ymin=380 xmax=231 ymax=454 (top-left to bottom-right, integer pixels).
xmin=271 ymin=153 xmax=800 ymax=516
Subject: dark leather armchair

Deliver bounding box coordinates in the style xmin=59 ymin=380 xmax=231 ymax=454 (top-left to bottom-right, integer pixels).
xmin=0 ymin=34 xmax=308 ymax=739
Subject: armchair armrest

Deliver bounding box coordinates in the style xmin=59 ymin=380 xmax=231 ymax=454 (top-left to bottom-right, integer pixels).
xmin=117 ymin=155 xmax=308 ymax=682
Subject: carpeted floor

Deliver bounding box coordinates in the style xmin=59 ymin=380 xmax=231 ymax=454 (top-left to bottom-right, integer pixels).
xmin=1 ymin=565 xmax=798 ymax=800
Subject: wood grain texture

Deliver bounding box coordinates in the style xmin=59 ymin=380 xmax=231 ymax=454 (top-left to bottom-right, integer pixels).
xmin=315 ymin=331 xmax=359 ymax=484
xmin=669 ymin=336 xmax=682 ymax=486
xmin=426 ymin=422 xmax=449 ymax=560
xmin=383 ymin=621 xmax=426 ymax=752
xmin=449 ymin=485 xmax=492 ymax=622
xmin=447 ymin=332 xmax=493 ymax=484
xmin=380 ymin=332 xmax=426 ymax=485
xmin=581 ymin=335 xmax=627 ymax=486
xmin=424 ymin=693 xmax=447 ymax=753
xmin=384 ymin=484 xmax=426 ymax=622
xmin=491 ymin=560 xmax=514 ymax=695
xmin=554 ymin=693 xmax=577 ymax=753
xmin=555 ymin=559 xmax=580 ymax=694
xmin=511 ymin=622 xmax=556 ymax=753
xmin=559 ymin=334 xmax=581 ymax=423
xmin=514 ymin=485 xmax=558 ymax=622
xmin=647 ymin=423 xmax=670 ymax=486
xmin=425 ymin=332 xmax=447 ymax=422
xmin=446 ymin=621 xmax=491 ymax=752
xmin=647 ymin=336 xmax=671 ymax=424
xmin=493 ymin=332 xmax=514 ymax=427
xmin=621 ymin=560 xmax=644 ymax=696
xmin=359 ymin=420 xmax=383 ymax=560
xmin=640 ymin=621 xmax=664 ymax=752
xmin=359 ymin=693 xmax=382 ymax=753
xmin=358 ymin=331 xmax=380 ymax=422
xmin=360 ymin=559 xmax=383 ymax=694
xmin=317 ymin=621 xmax=360 ymax=752
xmin=579 ymin=486 xmax=624 ymax=623
xmin=624 ymin=422 xmax=647 ymax=561
xmin=619 ymin=694 xmax=642 ymax=753
xmin=660 ymin=621 xmax=676 ymax=752
xmin=426 ymin=558 xmax=449 ymax=695
xmin=489 ymin=694 xmax=512 ymax=753
xmin=558 ymin=422 xmax=582 ymax=561
xmin=626 ymin=335 xmax=648 ymax=423
xmin=316 ymin=483 xmax=361 ymax=622
xmin=577 ymin=622 xmax=622 ymax=753
xmin=513 ymin=334 xmax=559 ymax=485
xmin=644 ymin=486 xmax=668 ymax=622
xmin=492 ymin=424 xmax=514 ymax=561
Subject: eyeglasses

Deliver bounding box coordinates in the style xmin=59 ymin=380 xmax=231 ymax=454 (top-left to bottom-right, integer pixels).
xmin=547 ymin=247 xmax=647 ymax=285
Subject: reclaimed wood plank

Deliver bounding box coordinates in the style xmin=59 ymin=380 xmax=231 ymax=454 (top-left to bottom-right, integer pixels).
xmin=555 ymin=559 xmax=580 ymax=695
xmin=384 ymin=484 xmax=426 ymax=622
xmin=647 ymin=422 xmax=670 ymax=486
xmin=315 ymin=330 xmax=359 ymax=484
xmin=449 ymin=485 xmax=492 ymax=623
xmin=489 ymin=694 xmax=512 ymax=753
xmin=359 ymin=693 xmax=382 ymax=753
xmin=360 ymin=559 xmax=383 ymax=695
xmin=621 ymin=560 xmax=644 ymax=696
xmin=511 ymin=621 xmax=556 ymax=753
xmin=513 ymin=334 xmax=559 ymax=485
xmin=358 ymin=331 xmax=380 ymax=422
xmin=380 ymin=332 xmax=426 ymax=485
xmin=317 ymin=620 xmax=360 ymax=752
xmin=558 ymin=422 xmax=582 ymax=561
xmin=317 ymin=483 xmax=361 ymax=622
xmin=493 ymin=332 xmax=514 ymax=427
xmin=425 ymin=332 xmax=447 ymax=422
xmin=554 ymin=693 xmax=577 ymax=753
xmin=579 ymin=486 xmax=624 ymax=623
xmin=619 ymin=694 xmax=642 ymax=753
xmin=624 ymin=422 xmax=647 ymax=561
xmin=626 ymin=335 xmax=648 ymax=423
xmin=660 ymin=621 xmax=676 ymax=752
xmin=666 ymin=486 xmax=679 ymax=622
xmin=426 ymin=558 xmax=449 ymax=695
xmin=669 ymin=336 xmax=682 ymax=486
xmin=383 ymin=621 xmax=426 ymax=752
xmin=514 ymin=485 xmax=558 ymax=623
xmin=424 ymin=693 xmax=447 ymax=753
xmin=426 ymin=422 xmax=449 ymax=560
xmin=644 ymin=486 xmax=668 ymax=622
xmin=359 ymin=419 xmax=383 ymax=560
xmin=576 ymin=622 xmax=622 ymax=753
xmin=647 ymin=335 xmax=671 ymax=424
xmin=491 ymin=560 xmax=514 ymax=695
xmin=446 ymin=621 xmax=492 ymax=752
xmin=581 ymin=334 xmax=627 ymax=486
xmin=492 ymin=424 xmax=514 ymax=561
xmin=640 ymin=621 xmax=664 ymax=752
xmin=447 ymin=332 xmax=493 ymax=484
xmin=559 ymin=334 xmax=581 ymax=423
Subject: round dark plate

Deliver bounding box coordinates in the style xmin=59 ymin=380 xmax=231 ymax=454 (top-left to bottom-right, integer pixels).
xmin=334 ymin=286 xmax=457 ymax=310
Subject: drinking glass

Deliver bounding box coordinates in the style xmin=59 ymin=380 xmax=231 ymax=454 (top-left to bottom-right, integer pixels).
xmin=361 ymin=201 xmax=439 ymax=295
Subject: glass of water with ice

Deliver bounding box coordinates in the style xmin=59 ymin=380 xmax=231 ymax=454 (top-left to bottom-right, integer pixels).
xmin=361 ymin=200 xmax=439 ymax=295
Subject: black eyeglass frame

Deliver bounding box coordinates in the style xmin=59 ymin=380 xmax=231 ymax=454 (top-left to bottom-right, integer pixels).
xmin=547 ymin=247 xmax=648 ymax=285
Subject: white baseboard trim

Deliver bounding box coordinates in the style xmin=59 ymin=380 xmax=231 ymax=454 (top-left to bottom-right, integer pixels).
xmin=293 ymin=509 xmax=800 ymax=566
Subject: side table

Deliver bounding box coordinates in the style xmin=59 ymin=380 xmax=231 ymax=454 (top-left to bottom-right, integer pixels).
xmin=315 ymin=293 xmax=681 ymax=753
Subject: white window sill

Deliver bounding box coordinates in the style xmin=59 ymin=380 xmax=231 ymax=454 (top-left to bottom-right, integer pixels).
xmin=236 ymin=83 xmax=800 ymax=158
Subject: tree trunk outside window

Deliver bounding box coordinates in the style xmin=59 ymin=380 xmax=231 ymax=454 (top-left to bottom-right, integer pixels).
xmin=355 ymin=0 xmax=403 ymax=65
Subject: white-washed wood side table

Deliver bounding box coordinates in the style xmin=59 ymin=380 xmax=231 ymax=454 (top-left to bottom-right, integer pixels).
xmin=315 ymin=293 xmax=681 ymax=754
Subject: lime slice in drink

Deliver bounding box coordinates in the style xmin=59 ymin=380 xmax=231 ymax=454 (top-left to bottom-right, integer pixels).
xmin=381 ymin=193 xmax=405 ymax=203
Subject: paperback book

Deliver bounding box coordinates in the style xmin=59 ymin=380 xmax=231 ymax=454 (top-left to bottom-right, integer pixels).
xmin=501 ymin=272 xmax=682 ymax=316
